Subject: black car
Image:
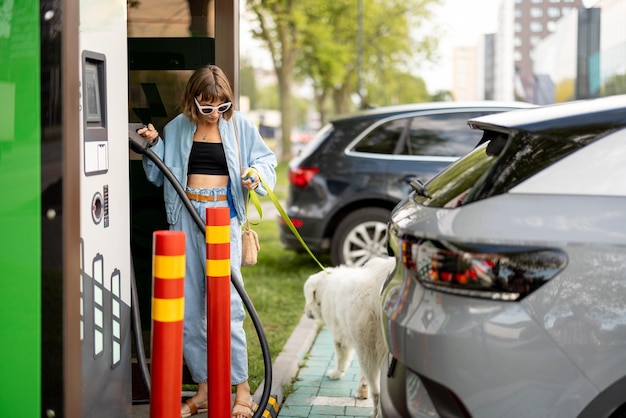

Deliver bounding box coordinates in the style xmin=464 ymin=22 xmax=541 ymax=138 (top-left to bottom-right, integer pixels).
xmin=279 ymin=101 xmax=533 ymax=266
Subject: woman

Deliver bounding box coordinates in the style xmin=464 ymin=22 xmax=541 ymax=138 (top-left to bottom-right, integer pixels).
xmin=139 ymin=65 xmax=277 ymax=418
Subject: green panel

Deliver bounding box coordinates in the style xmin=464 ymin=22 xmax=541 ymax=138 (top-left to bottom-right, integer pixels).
xmin=0 ymin=0 xmax=42 ymax=416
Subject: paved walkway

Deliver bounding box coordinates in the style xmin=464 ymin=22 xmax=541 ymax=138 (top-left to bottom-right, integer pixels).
xmin=133 ymin=195 xmax=373 ymax=417
xmin=277 ymin=324 xmax=374 ymax=417
xmin=262 ymin=194 xmax=375 ymax=416
xmin=132 ymin=315 xmax=375 ymax=418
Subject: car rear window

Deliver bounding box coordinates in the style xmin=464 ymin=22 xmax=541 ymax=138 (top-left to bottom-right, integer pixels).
xmin=418 ymin=139 xmax=500 ymax=208
xmin=317 ymin=118 xmax=376 ymax=156
xmin=421 ymin=127 xmax=605 ymax=208
xmin=463 ymin=132 xmax=585 ymax=204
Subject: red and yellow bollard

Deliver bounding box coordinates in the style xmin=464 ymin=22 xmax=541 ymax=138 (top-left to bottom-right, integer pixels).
xmin=150 ymin=231 xmax=186 ymax=418
xmin=206 ymin=207 xmax=232 ymax=416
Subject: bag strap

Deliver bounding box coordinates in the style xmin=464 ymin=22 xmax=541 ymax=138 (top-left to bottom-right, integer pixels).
xmin=233 ymin=119 xmax=326 ymax=272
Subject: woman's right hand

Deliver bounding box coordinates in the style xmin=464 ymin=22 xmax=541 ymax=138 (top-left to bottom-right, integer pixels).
xmin=242 ymin=168 xmax=260 ymax=190
xmin=137 ymin=123 xmax=159 ymax=144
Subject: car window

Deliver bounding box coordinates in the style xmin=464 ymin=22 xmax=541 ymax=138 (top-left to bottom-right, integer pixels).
xmin=421 ymin=121 xmax=615 ymax=209
xmin=422 ymin=131 xmax=586 ymax=209
xmin=419 ymin=138 xmax=502 ymax=208
xmin=404 ymin=111 xmax=495 ymax=157
xmin=511 ymin=128 xmax=626 ymax=196
xmin=465 ymin=132 xmax=587 ymax=203
xmin=352 ymin=117 xmax=409 ymax=154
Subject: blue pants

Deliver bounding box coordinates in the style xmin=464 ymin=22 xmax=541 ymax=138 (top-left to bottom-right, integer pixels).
xmin=173 ymin=187 xmax=248 ymax=385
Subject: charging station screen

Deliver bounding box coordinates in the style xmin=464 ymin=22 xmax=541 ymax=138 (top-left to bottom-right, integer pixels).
xmin=82 ymin=51 xmax=108 ymax=175
xmin=84 ymin=62 xmax=103 ymax=126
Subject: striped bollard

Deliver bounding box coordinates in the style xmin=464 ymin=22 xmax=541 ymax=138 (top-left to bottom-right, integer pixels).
xmin=150 ymin=231 xmax=186 ymax=418
xmin=206 ymin=207 xmax=231 ymax=416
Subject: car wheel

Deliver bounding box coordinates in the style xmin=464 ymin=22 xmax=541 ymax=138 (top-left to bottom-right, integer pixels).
xmin=331 ymin=207 xmax=391 ymax=267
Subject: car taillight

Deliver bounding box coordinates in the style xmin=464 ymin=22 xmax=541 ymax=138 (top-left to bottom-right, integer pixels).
xmin=279 ymin=217 xmax=303 ymax=228
xmin=401 ymin=239 xmax=567 ymax=301
xmin=288 ymin=166 xmax=319 ymax=188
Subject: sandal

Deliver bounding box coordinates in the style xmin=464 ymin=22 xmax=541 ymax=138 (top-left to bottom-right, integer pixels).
xmin=231 ymin=399 xmax=256 ymax=418
xmin=181 ymin=398 xmax=208 ymax=418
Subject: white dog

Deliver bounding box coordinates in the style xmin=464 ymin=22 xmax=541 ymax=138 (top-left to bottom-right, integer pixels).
xmin=303 ymin=256 xmax=396 ymax=418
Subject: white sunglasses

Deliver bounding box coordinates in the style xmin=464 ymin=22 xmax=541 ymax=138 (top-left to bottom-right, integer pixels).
xmin=194 ymin=98 xmax=232 ymax=115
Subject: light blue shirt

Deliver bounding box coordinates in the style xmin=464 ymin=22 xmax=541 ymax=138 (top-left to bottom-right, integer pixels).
xmin=142 ymin=111 xmax=277 ymax=225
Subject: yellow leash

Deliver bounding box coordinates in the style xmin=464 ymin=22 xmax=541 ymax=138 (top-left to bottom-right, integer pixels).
xmin=245 ymin=174 xmax=328 ymax=272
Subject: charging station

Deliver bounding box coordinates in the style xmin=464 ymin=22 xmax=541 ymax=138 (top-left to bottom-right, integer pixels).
xmin=78 ymin=1 xmax=132 ymax=416
xmin=0 ymin=0 xmax=242 ymax=416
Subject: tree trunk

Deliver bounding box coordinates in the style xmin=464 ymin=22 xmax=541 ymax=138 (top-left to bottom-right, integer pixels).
xmin=333 ymin=83 xmax=351 ymax=115
xmin=277 ymin=73 xmax=293 ymax=162
xmin=315 ymin=89 xmax=328 ymax=126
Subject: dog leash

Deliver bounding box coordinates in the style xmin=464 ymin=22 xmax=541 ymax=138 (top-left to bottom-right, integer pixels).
xmin=247 ymin=173 xmax=328 ymax=272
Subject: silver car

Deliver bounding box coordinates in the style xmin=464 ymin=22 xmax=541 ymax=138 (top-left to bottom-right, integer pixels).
xmin=380 ymin=95 xmax=626 ymax=418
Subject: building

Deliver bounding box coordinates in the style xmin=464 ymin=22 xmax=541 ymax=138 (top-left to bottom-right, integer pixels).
xmin=482 ymin=33 xmax=497 ymax=100
xmin=494 ymin=0 xmax=585 ymax=102
xmin=532 ymin=0 xmax=626 ymax=103
xmin=452 ymin=46 xmax=479 ymax=100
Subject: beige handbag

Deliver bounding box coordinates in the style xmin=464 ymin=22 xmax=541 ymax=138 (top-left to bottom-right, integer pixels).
xmin=234 ymin=120 xmax=260 ymax=267
xmin=241 ymin=218 xmax=260 ymax=267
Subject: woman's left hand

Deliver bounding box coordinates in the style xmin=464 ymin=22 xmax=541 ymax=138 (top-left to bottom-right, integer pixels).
xmin=242 ymin=168 xmax=259 ymax=190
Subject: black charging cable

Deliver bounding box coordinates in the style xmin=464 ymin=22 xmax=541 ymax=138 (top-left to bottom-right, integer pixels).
xmin=129 ymin=125 xmax=272 ymax=417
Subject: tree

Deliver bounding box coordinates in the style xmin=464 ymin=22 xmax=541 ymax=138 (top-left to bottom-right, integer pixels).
xmin=602 ymin=73 xmax=626 ymax=96
xmin=365 ymin=70 xmax=432 ymax=108
xmin=240 ymin=57 xmax=259 ymax=108
xmin=298 ymin=0 xmax=440 ymax=119
xmin=245 ymin=0 xmax=440 ymax=160
xmin=430 ymin=89 xmax=453 ymax=102
xmin=245 ymin=0 xmax=305 ymax=162
xmin=296 ymin=1 xmax=355 ymax=122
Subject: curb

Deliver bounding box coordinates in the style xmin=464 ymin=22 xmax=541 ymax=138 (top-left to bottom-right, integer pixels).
xmin=252 ymin=314 xmax=319 ymax=415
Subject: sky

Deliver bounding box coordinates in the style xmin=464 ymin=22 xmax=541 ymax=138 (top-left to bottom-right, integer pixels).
xmin=422 ymin=0 xmax=596 ymax=93
xmin=419 ymin=0 xmax=500 ymax=93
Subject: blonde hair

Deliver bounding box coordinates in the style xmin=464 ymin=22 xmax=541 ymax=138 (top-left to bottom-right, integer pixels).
xmin=181 ymin=65 xmax=235 ymax=124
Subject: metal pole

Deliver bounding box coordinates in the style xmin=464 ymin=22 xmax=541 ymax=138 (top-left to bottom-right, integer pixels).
xmin=150 ymin=231 xmax=186 ymax=418
xmin=206 ymin=207 xmax=232 ymax=415
xmin=357 ymin=0 xmax=364 ymax=108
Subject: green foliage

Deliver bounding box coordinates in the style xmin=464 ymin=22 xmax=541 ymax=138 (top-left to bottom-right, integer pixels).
xmin=245 ymin=0 xmax=304 ymax=161
xmin=240 ymin=57 xmax=259 ymax=108
xmin=365 ymin=70 xmax=432 ymax=108
xmin=297 ymin=0 xmax=441 ymax=115
xmin=603 ymin=73 xmax=626 ymax=96
xmin=245 ymin=0 xmax=303 ymax=71
xmin=256 ymin=85 xmax=281 ymax=110
xmin=430 ymin=89 xmax=454 ymax=102
xmin=244 ymin=0 xmax=443 ymax=160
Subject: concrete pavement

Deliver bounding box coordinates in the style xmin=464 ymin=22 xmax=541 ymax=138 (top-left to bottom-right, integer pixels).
xmin=133 ymin=199 xmax=377 ymax=417
xmin=132 ymin=315 xmax=376 ymax=417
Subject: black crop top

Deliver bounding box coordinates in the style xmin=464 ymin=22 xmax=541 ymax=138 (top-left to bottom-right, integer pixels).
xmin=188 ymin=141 xmax=229 ymax=175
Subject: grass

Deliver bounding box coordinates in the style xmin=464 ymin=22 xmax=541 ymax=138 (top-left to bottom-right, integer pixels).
xmin=241 ymin=161 xmax=331 ymax=392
